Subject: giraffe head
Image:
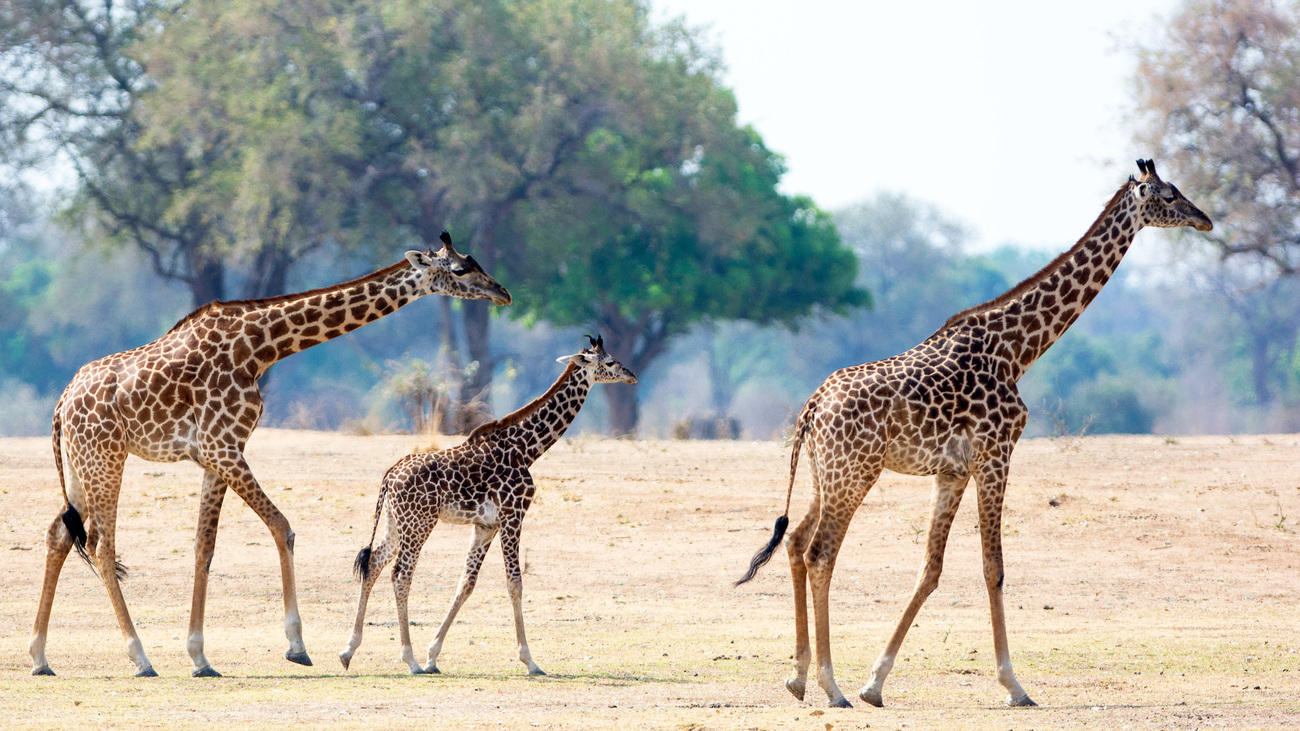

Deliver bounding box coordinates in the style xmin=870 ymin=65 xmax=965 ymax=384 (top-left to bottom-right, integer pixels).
xmin=404 ymin=231 xmax=512 ymax=305
xmin=556 ymin=335 xmax=638 ymax=384
xmin=1132 ymin=159 xmax=1213 ymax=232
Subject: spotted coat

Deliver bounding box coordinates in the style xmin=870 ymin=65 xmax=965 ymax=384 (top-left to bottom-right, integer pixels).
xmin=30 ymin=234 xmax=510 ymax=678
xmin=339 ymin=338 xmax=637 ymax=676
xmin=737 ymin=160 xmax=1213 ymax=708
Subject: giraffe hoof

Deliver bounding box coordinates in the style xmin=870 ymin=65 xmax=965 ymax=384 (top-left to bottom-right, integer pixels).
xmin=828 ymin=696 xmax=853 ymax=709
xmin=409 ymin=666 xmax=426 ymax=675
xmin=528 ymin=667 xmax=547 ymax=676
xmin=135 ymin=667 xmax=159 ymax=677
xmin=859 ymin=688 xmax=884 ymax=707
xmin=285 ymin=651 xmax=313 ymax=667
xmin=1008 ymin=693 xmax=1038 ymax=707
xmin=423 ymin=664 xmax=441 ymax=674
xmin=192 ymin=666 xmax=222 ymax=678
xmin=31 ymin=666 xmax=55 ymax=676
xmin=338 ymin=653 xmax=351 ymax=671
xmin=784 ymin=677 xmax=806 ymax=701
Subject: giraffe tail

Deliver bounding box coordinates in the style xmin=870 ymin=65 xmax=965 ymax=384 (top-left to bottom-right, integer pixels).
xmin=51 ymin=402 xmax=125 ymax=579
xmin=51 ymin=399 xmax=90 ymax=569
xmin=354 ymin=464 xmax=396 ymax=582
xmin=734 ymin=399 xmax=813 ymax=586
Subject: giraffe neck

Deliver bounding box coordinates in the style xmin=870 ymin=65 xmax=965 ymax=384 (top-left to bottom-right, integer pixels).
xmin=466 ymin=362 xmax=592 ymax=465
xmin=944 ymin=181 xmax=1141 ymax=379
xmin=182 ymin=260 xmax=426 ymax=377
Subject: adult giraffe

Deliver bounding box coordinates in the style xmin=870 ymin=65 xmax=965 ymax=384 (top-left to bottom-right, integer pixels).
xmin=31 ymin=232 xmax=510 ymax=678
xmin=737 ymin=160 xmax=1212 ymax=708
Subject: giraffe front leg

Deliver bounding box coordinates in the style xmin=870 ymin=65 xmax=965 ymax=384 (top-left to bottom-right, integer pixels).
xmin=214 ymin=454 xmax=310 ymax=666
xmin=860 ymin=472 xmax=967 ymax=707
xmin=974 ymin=461 xmax=1035 ymax=707
xmin=500 ymin=523 xmax=544 ymax=676
xmin=188 ymin=471 xmax=226 ymax=677
xmin=424 ymin=524 xmax=495 ymax=674
xmin=30 ymin=510 xmax=76 ymax=676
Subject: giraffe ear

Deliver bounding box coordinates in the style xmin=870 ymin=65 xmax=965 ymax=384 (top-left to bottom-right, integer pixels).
xmin=556 ymin=353 xmax=596 ymax=364
xmin=405 ymin=250 xmax=435 ymax=269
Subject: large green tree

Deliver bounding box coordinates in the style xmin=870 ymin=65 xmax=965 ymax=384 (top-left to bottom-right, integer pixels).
xmin=508 ymin=94 xmax=866 ymax=433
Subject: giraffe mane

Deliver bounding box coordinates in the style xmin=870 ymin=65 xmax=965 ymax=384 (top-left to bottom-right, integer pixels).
xmin=933 ymin=179 xmax=1135 ymax=334
xmin=465 ymin=360 xmax=581 ymax=441
xmin=162 ymin=260 xmax=412 ymax=334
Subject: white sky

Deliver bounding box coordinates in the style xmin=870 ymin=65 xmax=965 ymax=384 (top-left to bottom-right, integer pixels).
xmin=651 ymin=0 xmax=1182 ymax=251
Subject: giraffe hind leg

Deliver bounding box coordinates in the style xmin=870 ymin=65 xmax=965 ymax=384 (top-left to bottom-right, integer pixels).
xmin=783 ymin=492 xmax=820 ymax=702
xmin=860 ymin=472 xmax=968 ymax=707
xmin=339 ymin=526 xmax=401 ymax=671
xmin=62 ymin=505 xmax=127 ymax=579
xmin=30 ymin=511 xmax=76 ymax=675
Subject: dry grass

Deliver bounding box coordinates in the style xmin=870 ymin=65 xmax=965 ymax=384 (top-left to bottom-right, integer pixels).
xmin=0 ymin=429 xmax=1297 ymax=729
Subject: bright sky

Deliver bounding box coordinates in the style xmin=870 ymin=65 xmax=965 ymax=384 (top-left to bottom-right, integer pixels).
xmin=651 ymin=0 xmax=1182 ymax=251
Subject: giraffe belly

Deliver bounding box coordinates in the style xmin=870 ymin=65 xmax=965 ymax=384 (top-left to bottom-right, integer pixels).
xmin=882 ymin=426 xmax=974 ymax=477
xmin=124 ymin=421 xmax=202 ymax=463
xmin=439 ymin=500 xmax=499 ymax=528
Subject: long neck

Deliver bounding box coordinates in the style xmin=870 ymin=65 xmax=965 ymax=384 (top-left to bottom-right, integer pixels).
xmin=944 ymin=182 xmax=1141 ymax=379
xmin=467 ymin=362 xmax=593 ymax=465
xmin=200 ymin=260 xmax=426 ymax=377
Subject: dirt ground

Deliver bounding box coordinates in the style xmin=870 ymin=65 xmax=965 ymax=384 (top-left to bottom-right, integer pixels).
xmin=0 ymin=429 xmax=1297 ymax=730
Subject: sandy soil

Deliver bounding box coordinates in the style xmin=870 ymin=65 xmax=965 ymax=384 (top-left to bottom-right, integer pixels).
xmin=0 ymin=429 xmax=1297 ymax=730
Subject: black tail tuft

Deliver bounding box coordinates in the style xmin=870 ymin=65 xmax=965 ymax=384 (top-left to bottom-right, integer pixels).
xmin=62 ymin=505 xmax=128 ymax=580
xmin=734 ymin=515 xmax=790 ymax=586
xmin=62 ymin=505 xmax=91 ymax=568
xmin=353 ymin=546 xmax=372 ymax=581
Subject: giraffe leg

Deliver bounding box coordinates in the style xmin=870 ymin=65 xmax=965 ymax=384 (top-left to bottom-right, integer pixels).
xmin=211 ymin=452 xmax=310 ymax=666
xmin=500 ymin=521 xmax=544 ymax=675
xmin=805 ymin=511 xmax=858 ymax=708
xmin=339 ymin=514 xmax=401 ymax=671
xmin=974 ymin=459 xmax=1035 ymax=707
xmin=30 ymin=511 xmax=75 ymax=675
xmin=187 ymin=470 xmax=226 ymax=677
xmin=424 ymin=524 xmax=496 ymax=674
xmin=783 ymin=491 xmax=820 ymax=701
xmin=392 ymin=524 xmax=435 ymax=675
xmin=859 ymin=471 xmax=968 ymax=707
xmin=87 ymin=480 xmax=156 ymax=677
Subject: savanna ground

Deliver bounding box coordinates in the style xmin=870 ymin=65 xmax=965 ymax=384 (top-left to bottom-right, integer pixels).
xmin=0 ymin=429 xmax=1297 ymax=730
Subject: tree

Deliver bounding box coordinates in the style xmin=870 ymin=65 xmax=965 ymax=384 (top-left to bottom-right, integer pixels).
xmin=0 ymin=0 xmax=275 ymax=306
xmin=1135 ymin=0 xmax=1300 ymax=405
xmin=509 ymin=109 xmax=866 ymax=433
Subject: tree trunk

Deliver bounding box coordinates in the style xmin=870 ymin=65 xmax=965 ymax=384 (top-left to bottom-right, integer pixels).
xmin=456 ymin=298 xmax=494 ymax=433
xmin=450 ymin=208 xmax=504 ymax=433
xmin=598 ymin=307 xmax=670 ymax=437
xmin=605 ymin=383 xmax=640 ymax=436
xmin=189 ymin=256 xmax=226 ymax=308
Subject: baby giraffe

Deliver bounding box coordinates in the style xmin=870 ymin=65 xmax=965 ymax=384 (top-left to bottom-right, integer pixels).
xmin=339 ymin=336 xmax=636 ymax=675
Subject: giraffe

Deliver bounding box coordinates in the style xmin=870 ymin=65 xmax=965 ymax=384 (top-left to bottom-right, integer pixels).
xmin=338 ymin=335 xmax=636 ymax=676
xmin=31 ymin=232 xmax=511 ymax=678
xmin=736 ymin=160 xmax=1213 ymax=708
